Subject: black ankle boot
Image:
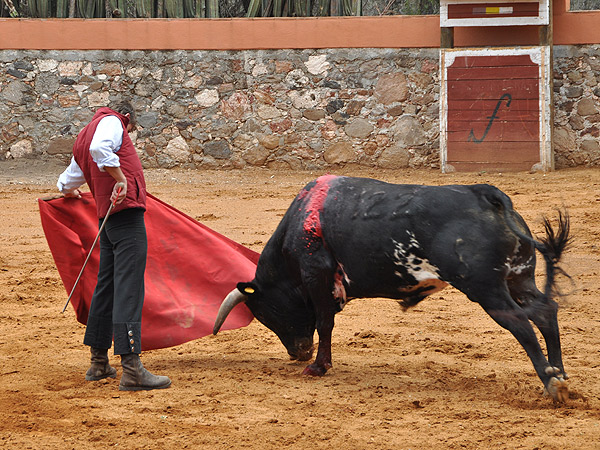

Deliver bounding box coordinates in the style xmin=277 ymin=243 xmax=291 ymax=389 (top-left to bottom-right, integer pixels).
xmin=119 ymin=353 xmax=171 ymax=391
xmin=85 ymin=347 xmax=117 ymax=381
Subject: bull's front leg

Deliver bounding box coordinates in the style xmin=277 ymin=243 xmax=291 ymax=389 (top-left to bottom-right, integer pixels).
xmin=300 ymin=266 xmax=337 ymax=377
xmin=302 ymin=309 xmax=335 ymax=376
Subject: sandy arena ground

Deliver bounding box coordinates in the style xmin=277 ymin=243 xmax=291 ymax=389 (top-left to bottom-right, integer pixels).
xmin=0 ymin=159 xmax=599 ymax=449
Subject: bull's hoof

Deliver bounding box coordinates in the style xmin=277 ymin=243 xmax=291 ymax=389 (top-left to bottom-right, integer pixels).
xmin=544 ymin=376 xmax=569 ymax=403
xmin=302 ymin=363 xmax=330 ymax=377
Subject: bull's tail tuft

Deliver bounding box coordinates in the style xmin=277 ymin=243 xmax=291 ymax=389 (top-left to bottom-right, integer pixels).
xmin=539 ymin=210 xmax=571 ymax=264
xmin=536 ymin=210 xmax=572 ymax=298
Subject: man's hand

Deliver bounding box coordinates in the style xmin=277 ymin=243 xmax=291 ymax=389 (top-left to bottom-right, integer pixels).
xmin=63 ymin=188 xmax=82 ymax=199
xmin=110 ymin=182 xmax=127 ymax=205
xmin=104 ymin=166 xmax=127 ymax=205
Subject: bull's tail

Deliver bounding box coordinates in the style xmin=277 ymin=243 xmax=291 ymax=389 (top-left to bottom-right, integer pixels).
xmin=536 ymin=210 xmax=571 ymax=298
xmin=485 ymin=188 xmax=571 ymax=298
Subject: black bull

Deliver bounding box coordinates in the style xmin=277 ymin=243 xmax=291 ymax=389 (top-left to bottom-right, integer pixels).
xmin=214 ymin=175 xmax=571 ymax=402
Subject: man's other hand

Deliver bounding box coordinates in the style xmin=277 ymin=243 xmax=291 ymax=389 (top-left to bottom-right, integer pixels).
xmin=111 ymin=182 xmax=127 ymax=204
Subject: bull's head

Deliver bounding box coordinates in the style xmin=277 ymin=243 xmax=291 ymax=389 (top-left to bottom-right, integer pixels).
xmin=213 ymin=281 xmax=316 ymax=361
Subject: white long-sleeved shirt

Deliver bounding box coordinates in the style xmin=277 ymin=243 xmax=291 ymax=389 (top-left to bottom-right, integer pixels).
xmin=57 ymin=115 xmax=124 ymax=193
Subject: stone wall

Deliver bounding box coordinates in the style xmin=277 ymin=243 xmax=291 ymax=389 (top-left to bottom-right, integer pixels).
xmin=1 ymin=46 xmax=598 ymax=170
xmin=553 ymin=46 xmax=600 ymax=167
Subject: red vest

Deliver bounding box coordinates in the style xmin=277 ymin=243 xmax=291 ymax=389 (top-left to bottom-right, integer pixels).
xmin=73 ymin=107 xmax=147 ymax=218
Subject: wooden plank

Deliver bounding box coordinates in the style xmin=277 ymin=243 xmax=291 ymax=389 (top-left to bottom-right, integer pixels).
xmin=447 ymin=121 xmax=539 ymax=141
xmin=447 ymin=141 xmax=539 ymax=162
xmin=448 ymin=55 xmax=535 ymax=68
xmin=441 ymin=27 xmax=455 ymax=48
xmin=447 ymin=119 xmax=539 ymax=133
xmin=448 ymin=3 xmax=539 ymax=19
xmin=447 ymin=79 xmax=539 ymax=99
xmin=439 ymin=0 xmax=549 ymax=27
xmin=447 ymin=161 xmax=539 ymax=172
xmin=448 ymin=115 xmax=539 ymax=124
xmin=447 ymin=65 xmax=538 ymax=80
xmin=449 ymin=3 xmax=539 ymax=12
xmin=447 ymin=130 xmax=539 ymax=143
xmin=447 ymin=98 xmax=539 ymax=112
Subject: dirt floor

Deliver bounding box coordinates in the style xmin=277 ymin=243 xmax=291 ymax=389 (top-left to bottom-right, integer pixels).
xmin=0 ymin=159 xmax=599 ymax=449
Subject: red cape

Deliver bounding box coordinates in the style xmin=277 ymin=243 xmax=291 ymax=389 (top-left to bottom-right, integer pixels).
xmin=38 ymin=192 xmax=258 ymax=351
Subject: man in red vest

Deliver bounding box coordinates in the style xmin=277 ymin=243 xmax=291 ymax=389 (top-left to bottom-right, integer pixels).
xmin=57 ymin=100 xmax=171 ymax=391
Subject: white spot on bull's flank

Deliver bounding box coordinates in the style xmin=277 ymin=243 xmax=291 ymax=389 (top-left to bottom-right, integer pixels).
xmin=505 ymin=257 xmax=533 ymax=275
xmin=406 ymin=230 xmax=421 ymax=249
xmin=505 ymin=241 xmax=533 ymax=275
xmin=392 ymin=239 xmax=441 ymax=282
xmin=392 ymin=237 xmax=448 ymax=296
xmin=392 ymin=237 xmax=449 ymax=297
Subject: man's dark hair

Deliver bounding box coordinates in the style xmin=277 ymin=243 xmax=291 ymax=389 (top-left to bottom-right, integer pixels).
xmin=111 ymin=100 xmax=137 ymax=127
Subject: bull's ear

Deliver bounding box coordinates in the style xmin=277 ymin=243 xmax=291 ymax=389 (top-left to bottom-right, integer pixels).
xmin=237 ymin=282 xmax=258 ymax=296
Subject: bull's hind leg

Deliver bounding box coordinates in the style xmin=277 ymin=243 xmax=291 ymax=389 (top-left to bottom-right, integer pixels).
xmin=528 ymin=303 xmax=569 ymax=402
xmin=508 ymin=279 xmax=568 ymax=402
xmin=527 ymin=304 xmax=568 ymax=402
xmin=466 ymin=284 xmax=568 ymax=402
xmin=509 ymin=278 xmax=567 ymax=377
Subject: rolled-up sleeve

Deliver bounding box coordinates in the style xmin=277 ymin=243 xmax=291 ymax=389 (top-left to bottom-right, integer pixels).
xmin=89 ymin=115 xmax=123 ymax=171
xmin=57 ymin=156 xmax=86 ymax=193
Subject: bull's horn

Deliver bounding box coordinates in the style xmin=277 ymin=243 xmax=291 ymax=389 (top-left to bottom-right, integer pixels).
xmin=213 ymin=288 xmax=247 ymax=335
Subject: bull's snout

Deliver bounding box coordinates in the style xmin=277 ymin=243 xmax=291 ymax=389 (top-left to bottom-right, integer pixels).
xmin=287 ymin=338 xmax=314 ymax=361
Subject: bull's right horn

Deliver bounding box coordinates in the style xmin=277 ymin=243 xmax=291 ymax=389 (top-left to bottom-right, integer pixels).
xmin=213 ymin=288 xmax=247 ymax=335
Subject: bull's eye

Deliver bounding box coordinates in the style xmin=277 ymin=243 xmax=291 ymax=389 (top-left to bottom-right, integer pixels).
xmin=244 ymin=287 xmax=255 ymax=294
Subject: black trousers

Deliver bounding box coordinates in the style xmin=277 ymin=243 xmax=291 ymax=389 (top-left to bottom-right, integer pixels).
xmin=83 ymin=208 xmax=147 ymax=355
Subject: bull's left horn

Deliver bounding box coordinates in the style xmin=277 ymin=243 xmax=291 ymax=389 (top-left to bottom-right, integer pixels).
xmin=213 ymin=288 xmax=247 ymax=335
